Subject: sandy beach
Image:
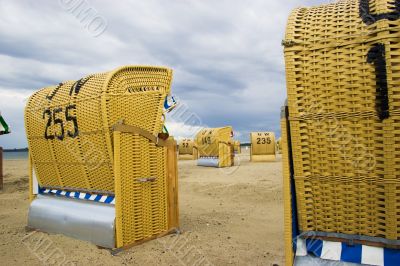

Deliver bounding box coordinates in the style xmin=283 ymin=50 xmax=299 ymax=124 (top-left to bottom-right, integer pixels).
xmin=0 ymin=150 xmax=284 ymax=265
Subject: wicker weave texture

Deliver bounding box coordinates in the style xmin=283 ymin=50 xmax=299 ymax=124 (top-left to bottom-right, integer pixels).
xmin=281 ymin=116 xmax=294 ymax=266
xmin=284 ymin=0 xmax=400 ymax=241
xmin=178 ymin=139 xmax=195 ymax=155
xmin=250 ymin=132 xmax=276 ymax=162
xmin=233 ymin=140 xmax=241 ymax=154
xmin=218 ymin=142 xmax=234 ymax=168
xmin=195 ymin=127 xmax=233 ymax=157
xmin=25 ymin=66 xmax=173 ymax=193
xmin=195 ymin=127 xmax=234 ymax=167
xmin=114 ymin=132 xmax=168 ymax=247
xmin=276 ymin=137 xmax=282 ymax=154
xmin=178 ymin=139 xmax=198 ymax=160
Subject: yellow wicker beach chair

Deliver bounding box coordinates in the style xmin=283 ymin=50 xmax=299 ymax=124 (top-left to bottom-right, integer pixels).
xmin=195 ymin=126 xmax=234 ymax=168
xmin=25 ymin=66 xmax=179 ymax=251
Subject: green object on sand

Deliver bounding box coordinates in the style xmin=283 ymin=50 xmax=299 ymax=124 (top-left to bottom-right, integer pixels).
xmin=0 ymin=112 xmax=10 ymax=135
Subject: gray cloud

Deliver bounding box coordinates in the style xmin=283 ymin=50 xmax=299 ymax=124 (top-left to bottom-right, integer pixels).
xmin=0 ymin=0 xmax=329 ymax=148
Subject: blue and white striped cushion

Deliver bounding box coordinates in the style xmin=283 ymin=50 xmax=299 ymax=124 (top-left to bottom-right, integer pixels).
xmin=296 ymin=237 xmax=400 ymax=266
xmin=39 ymin=188 xmax=115 ymax=205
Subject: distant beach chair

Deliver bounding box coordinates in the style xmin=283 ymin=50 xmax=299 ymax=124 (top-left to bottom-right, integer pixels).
xmin=195 ymin=126 xmax=234 ymax=168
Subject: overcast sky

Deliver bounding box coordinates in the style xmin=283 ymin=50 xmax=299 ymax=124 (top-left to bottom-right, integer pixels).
xmin=0 ymin=0 xmax=328 ymax=149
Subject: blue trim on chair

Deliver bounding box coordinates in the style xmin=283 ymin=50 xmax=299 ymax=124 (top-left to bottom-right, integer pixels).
xmin=38 ymin=188 xmax=115 ymax=205
xmin=340 ymin=242 xmax=362 ymax=263
xmin=296 ymin=237 xmax=400 ymax=266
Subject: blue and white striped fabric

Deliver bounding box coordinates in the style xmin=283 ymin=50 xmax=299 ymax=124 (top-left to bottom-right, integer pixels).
xmin=39 ymin=188 xmax=115 ymax=205
xmin=296 ymin=237 xmax=400 ymax=266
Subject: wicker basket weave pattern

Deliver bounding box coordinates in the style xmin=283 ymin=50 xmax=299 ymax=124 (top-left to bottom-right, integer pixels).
xmin=25 ymin=66 xmax=177 ymax=248
xmin=250 ymin=132 xmax=276 ymax=162
xmin=284 ymin=0 xmax=400 ymax=241
xmin=25 ymin=66 xmax=172 ymax=193
xmin=195 ymin=127 xmax=234 ymax=167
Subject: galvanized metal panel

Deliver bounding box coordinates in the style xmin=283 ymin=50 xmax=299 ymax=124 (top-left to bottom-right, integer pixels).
xmin=28 ymin=195 xmax=115 ymax=248
xmin=197 ymin=158 xmax=219 ymax=167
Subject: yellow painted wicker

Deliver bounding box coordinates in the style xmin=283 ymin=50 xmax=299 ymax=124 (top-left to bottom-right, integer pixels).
xmin=281 ymin=112 xmax=294 ymax=266
xmin=233 ymin=140 xmax=241 ymax=154
xmin=250 ymin=132 xmax=276 ymax=162
xmin=25 ymin=66 xmax=172 ymax=192
xmin=195 ymin=126 xmax=234 ymax=167
xmin=114 ymin=132 xmax=177 ymax=247
xmin=25 ymin=66 xmax=179 ymax=249
xmin=276 ymin=137 xmax=282 ymax=154
xmin=178 ymin=138 xmax=198 ymax=160
xmin=283 ymin=0 xmax=400 ymax=242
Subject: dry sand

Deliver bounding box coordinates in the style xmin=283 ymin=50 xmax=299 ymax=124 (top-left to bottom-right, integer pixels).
xmin=0 ymin=150 xmax=284 ymax=265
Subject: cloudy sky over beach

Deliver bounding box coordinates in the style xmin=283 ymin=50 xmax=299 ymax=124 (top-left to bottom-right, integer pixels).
xmin=0 ymin=0 xmax=327 ymax=148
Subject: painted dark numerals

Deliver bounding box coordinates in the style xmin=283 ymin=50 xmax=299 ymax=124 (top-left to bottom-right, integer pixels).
xmin=367 ymin=44 xmax=390 ymax=120
xmin=65 ymin=105 xmax=79 ymax=138
xmin=257 ymin=137 xmax=271 ymax=145
xmin=43 ymin=105 xmax=79 ymax=140
xmin=69 ymin=77 xmax=92 ymax=96
xmin=359 ymin=0 xmax=400 ymax=25
xmin=359 ymin=1 xmax=397 ymax=120
xmin=45 ymin=76 xmax=92 ymax=102
xmin=46 ymin=83 xmax=63 ymax=101
xmin=202 ymin=137 xmax=212 ymax=145
xmin=43 ymin=109 xmax=54 ymax=140
xmin=42 ymin=77 xmax=90 ymax=140
xmin=52 ymin=108 xmax=64 ymax=140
